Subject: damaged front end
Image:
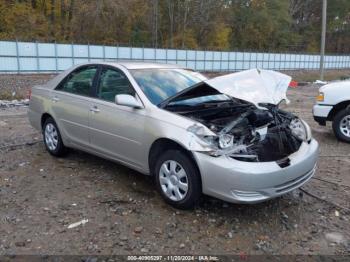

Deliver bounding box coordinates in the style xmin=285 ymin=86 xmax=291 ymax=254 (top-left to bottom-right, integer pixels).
xmin=185 ymin=103 xmax=309 ymax=162
xmin=161 ymin=69 xmax=311 ymax=163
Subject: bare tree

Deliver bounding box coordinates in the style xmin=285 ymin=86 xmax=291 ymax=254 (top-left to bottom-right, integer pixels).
xmin=166 ymin=0 xmax=174 ymax=48
xmin=50 ymin=0 xmax=55 ymax=38
xmin=181 ymin=0 xmax=190 ymax=48
xmin=66 ymin=0 xmax=75 ymax=40
xmin=60 ymin=0 xmax=65 ymax=39
xmin=152 ymin=0 xmax=159 ymax=48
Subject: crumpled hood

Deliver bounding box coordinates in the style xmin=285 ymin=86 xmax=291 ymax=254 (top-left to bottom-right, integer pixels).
xmin=204 ymin=69 xmax=292 ymax=106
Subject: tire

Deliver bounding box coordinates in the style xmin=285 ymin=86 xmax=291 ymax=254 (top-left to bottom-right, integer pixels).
xmin=42 ymin=117 xmax=67 ymax=156
xmin=154 ymin=149 xmax=202 ymax=209
xmin=332 ymin=108 xmax=350 ymax=143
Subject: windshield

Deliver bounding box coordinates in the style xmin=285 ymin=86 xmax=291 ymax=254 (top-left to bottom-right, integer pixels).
xmin=130 ymin=68 xmax=207 ymax=105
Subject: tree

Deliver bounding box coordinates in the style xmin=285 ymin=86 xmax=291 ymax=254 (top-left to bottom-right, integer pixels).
xmin=0 ymin=0 xmax=349 ymax=53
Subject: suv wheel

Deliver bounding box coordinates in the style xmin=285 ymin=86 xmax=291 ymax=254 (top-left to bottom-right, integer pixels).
xmin=332 ymin=108 xmax=350 ymax=143
xmin=43 ymin=117 xmax=67 ymax=156
xmin=154 ymin=150 xmax=201 ymax=209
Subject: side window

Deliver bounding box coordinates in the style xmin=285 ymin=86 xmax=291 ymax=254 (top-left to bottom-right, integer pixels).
xmin=57 ymin=66 xmax=97 ymax=96
xmin=97 ymin=68 xmax=135 ymax=102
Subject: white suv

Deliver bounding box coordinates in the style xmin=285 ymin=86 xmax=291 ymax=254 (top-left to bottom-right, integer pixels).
xmin=313 ymin=81 xmax=350 ymax=142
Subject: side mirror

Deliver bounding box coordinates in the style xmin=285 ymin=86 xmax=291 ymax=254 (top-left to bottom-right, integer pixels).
xmin=115 ymin=94 xmax=143 ymax=109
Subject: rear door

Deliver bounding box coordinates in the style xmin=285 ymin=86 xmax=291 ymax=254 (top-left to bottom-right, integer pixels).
xmin=89 ymin=66 xmax=146 ymax=168
xmin=51 ymin=65 xmax=98 ymax=147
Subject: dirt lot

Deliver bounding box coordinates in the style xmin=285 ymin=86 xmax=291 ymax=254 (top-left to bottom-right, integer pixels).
xmin=0 ymin=74 xmax=350 ymax=256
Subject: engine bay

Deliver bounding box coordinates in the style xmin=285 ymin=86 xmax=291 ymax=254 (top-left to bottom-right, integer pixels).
xmin=163 ymin=84 xmax=303 ymax=163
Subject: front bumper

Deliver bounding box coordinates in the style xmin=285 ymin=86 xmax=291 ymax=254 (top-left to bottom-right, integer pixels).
xmin=193 ymin=139 xmax=319 ymax=203
xmin=313 ymin=104 xmax=333 ymax=126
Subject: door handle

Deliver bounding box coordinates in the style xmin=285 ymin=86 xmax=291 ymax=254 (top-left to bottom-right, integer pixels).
xmin=51 ymin=96 xmax=60 ymax=102
xmin=90 ymin=105 xmax=100 ymax=113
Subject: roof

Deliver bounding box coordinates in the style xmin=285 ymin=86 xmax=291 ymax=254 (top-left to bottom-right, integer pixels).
xmin=104 ymin=61 xmax=183 ymax=70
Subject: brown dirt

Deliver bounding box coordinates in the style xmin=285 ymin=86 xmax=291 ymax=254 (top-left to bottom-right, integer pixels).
xmin=0 ymin=74 xmax=56 ymax=100
xmin=0 ymin=76 xmax=350 ymax=256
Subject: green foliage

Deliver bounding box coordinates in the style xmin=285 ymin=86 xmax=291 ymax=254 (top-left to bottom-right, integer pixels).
xmin=0 ymin=1 xmax=48 ymax=40
xmin=0 ymin=0 xmax=349 ymax=53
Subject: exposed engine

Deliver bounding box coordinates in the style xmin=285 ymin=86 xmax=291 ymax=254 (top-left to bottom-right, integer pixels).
xmin=167 ymin=100 xmax=304 ymax=163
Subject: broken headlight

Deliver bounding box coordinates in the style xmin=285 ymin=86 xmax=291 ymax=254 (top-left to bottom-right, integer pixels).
xmin=187 ymin=124 xmax=235 ymax=155
xmin=289 ymin=118 xmax=311 ymax=142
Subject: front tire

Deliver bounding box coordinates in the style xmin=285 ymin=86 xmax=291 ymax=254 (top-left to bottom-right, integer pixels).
xmin=154 ymin=150 xmax=201 ymax=209
xmin=332 ymin=108 xmax=350 ymax=143
xmin=42 ymin=117 xmax=67 ymax=156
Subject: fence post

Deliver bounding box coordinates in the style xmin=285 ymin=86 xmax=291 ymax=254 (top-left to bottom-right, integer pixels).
xmin=203 ymin=49 xmax=207 ymax=72
xmin=227 ymin=51 xmax=230 ymax=72
xmin=234 ymin=50 xmax=237 ymax=71
xmin=35 ymin=41 xmax=40 ymax=73
xmin=278 ymin=52 xmax=281 ymax=71
xmin=194 ymin=49 xmax=197 ymax=71
xmin=285 ymin=51 xmax=288 ymax=70
xmin=15 ymin=40 xmax=20 ymax=74
xmin=176 ymin=48 xmax=178 ymax=65
xmin=54 ymin=41 xmax=58 ymax=73
xmin=248 ymin=51 xmax=251 ymax=69
xmin=220 ymin=51 xmax=222 ymax=72
xmin=103 ymin=44 xmax=106 ymax=61
xmin=154 ymin=46 xmax=157 ymax=62
xmin=71 ymin=42 xmax=74 ymax=66
xmin=165 ymin=47 xmax=168 ymax=64
xmin=130 ymin=45 xmax=133 ymax=60
xmin=88 ymin=42 xmax=90 ymax=62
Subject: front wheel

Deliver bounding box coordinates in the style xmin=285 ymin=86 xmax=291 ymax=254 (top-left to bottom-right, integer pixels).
xmin=332 ymin=108 xmax=350 ymax=143
xmin=154 ymin=150 xmax=201 ymax=209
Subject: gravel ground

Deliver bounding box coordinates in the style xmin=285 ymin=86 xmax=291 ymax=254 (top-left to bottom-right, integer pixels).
xmin=0 ymin=74 xmax=350 ymax=256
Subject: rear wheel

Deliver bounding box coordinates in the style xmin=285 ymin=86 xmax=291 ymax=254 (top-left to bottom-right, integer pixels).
xmin=42 ymin=117 xmax=67 ymax=156
xmin=154 ymin=150 xmax=201 ymax=209
xmin=332 ymin=108 xmax=350 ymax=143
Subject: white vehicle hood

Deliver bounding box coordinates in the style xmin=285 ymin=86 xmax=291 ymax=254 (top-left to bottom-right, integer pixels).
xmin=204 ymin=69 xmax=292 ymax=106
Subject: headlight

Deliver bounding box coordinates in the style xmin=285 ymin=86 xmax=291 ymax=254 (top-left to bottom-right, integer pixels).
xmin=289 ymin=118 xmax=310 ymax=141
xmin=316 ymin=92 xmax=324 ymax=102
xmin=187 ymin=124 xmax=236 ymax=155
xmin=187 ymin=124 xmax=218 ymax=150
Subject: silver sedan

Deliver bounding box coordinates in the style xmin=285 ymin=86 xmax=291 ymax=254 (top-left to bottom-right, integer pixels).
xmin=28 ymin=62 xmax=319 ymax=209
